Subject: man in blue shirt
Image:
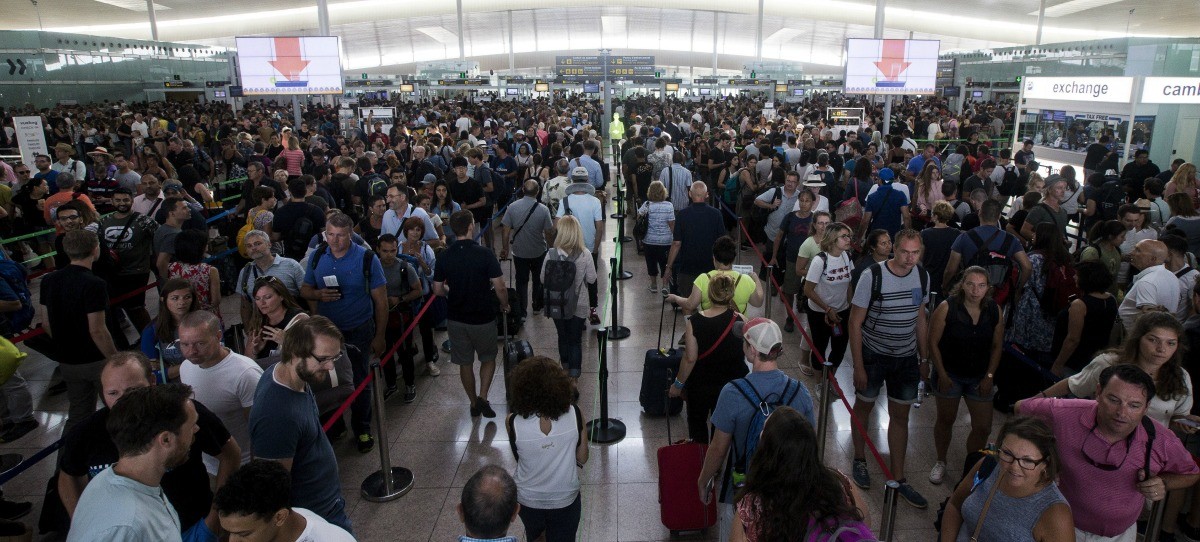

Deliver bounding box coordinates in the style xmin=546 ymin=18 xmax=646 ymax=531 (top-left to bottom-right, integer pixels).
xmin=299 ymin=213 xmax=388 ymax=453
xmin=860 ymin=167 xmax=910 ymax=239
xmin=905 ymin=143 xmax=942 ymax=181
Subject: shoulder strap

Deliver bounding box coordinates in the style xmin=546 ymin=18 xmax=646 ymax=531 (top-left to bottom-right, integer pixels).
xmin=510 ymin=201 xmax=539 ymax=241
xmin=696 ymin=312 xmax=737 ymax=361
xmin=505 ymin=414 xmax=519 ymax=462
xmin=869 ymin=262 xmax=884 ymax=311
xmin=309 ymin=243 xmax=328 ymax=270
xmin=1142 ymin=416 xmax=1156 ymax=481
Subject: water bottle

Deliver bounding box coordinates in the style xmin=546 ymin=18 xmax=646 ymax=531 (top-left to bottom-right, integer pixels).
xmin=914 ymin=380 xmax=927 ymax=408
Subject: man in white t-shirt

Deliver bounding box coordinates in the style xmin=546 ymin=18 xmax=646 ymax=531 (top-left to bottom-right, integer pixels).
xmin=1162 ymin=234 xmax=1198 ymax=322
xmin=215 ymin=459 xmax=355 ymax=542
xmin=178 ymin=311 xmax=263 ymax=473
xmin=1119 ymin=240 xmax=1180 ymax=330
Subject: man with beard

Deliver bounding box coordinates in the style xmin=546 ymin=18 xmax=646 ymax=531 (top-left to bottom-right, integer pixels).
xmin=248 ymin=316 xmax=353 ymax=535
xmin=66 ymin=381 xmax=203 ymax=541
xmin=98 ymin=188 xmax=158 ymax=333
xmin=58 ymin=353 xmax=239 ymax=540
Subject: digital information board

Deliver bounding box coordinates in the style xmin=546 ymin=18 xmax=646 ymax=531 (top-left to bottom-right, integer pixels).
xmin=844 ymin=39 xmax=939 ymax=95
xmin=235 ymin=36 xmax=343 ymax=95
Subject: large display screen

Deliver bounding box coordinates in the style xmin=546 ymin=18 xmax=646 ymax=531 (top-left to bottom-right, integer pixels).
xmin=844 ymin=39 xmax=939 ymax=95
xmin=235 ymin=36 xmax=343 ymax=96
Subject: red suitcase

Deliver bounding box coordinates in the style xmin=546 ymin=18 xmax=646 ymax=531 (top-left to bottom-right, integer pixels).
xmin=657 ymin=383 xmax=718 ymax=536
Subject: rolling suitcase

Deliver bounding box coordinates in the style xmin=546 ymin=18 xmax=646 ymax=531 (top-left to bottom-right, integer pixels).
xmin=495 ymin=259 xmax=525 ymax=339
xmin=640 ymin=299 xmax=684 ymax=416
xmin=501 ymin=307 xmax=533 ymax=403
xmin=657 ymin=386 xmax=717 ymax=536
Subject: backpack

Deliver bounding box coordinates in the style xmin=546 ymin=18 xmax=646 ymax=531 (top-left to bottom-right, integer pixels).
xmin=964 ymin=230 xmax=1016 ymax=305
xmin=865 ymin=262 xmax=929 ymax=322
xmin=0 ymin=259 xmax=34 ymax=336
xmin=490 ymin=166 xmax=515 ymax=207
xmin=803 ymin=517 xmax=879 ymax=542
xmin=722 ymin=168 xmax=742 ymax=206
xmin=542 ymin=249 xmax=579 ymax=320
xmin=309 ymin=243 xmax=376 ymax=295
xmin=1040 ymin=258 xmax=1081 ymax=317
xmin=996 ymin=164 xmax=1024 ymax=197
xmin=730 ymin=378 xmax=802 ymax=479
xmin=751 ymin=186 xmax=783 ymax=220
xmin=283 ymin=213 xmax=316 ymax=260
xmin=1096 ymin=180 xmax=1124 ymax=221
xmin=942 ymin=153 xmax=964 ymax=183
xmin=236 ymin=209 xmax=262 ymax=258
xmin=364 ymin=173 xmax=389 ymax=198
xmin=396 ymin=252 xmax=432 ymax=312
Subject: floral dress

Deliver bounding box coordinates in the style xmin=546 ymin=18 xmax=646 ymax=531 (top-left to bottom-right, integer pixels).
xmin=1006 ymin=251 xmax=1056 ymax=354
xmin=168 ymin=262 xmax=218 ymax=316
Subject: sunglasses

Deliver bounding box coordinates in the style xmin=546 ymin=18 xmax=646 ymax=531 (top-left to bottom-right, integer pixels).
xmin=254 ymin=275 xmax=282 ymax=286
xmin=314 ymin=352 xmax=343 ymax=364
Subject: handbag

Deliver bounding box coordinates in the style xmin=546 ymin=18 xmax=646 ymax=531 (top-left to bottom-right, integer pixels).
xmin=634 ymin=203 xmax=650 ymax=240
xmin=835 ymin=179 xmax=863 ymax=229
xmin=968 ymin=467 xmax=1005 ymax=542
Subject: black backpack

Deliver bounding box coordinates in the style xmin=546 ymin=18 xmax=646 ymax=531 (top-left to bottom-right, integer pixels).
xmin=542 ymin=250 xmax=578 ymax=320
xmin=284 ymin=213 xmax=316 ymax=260
xmin=997 ymin=164 xmax=1024 ymax=197
xmin=1096 ymin=180 xmax=1125 ymax=221
xmin=965 ymin=230 xmax=1017 ymax=305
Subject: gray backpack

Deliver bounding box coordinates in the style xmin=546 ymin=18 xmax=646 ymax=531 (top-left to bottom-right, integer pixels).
xmin=542 ymin=250 xmax=578 ymax=320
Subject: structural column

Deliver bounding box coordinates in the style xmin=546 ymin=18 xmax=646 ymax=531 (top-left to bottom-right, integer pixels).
xmin=456 ymin=0 xmax=466 ymax=60
xmin=1035 ymin=0 xmax=1047 ymax=45
xmin=146 ymin=0 xmax=159 ymax=41
xmin=755 ymin=0 xmax=764 ymax=63
xmin=508 ymin=11 xmax=515 ymax=71
xmin=712 ymin=12 xmax=719 ymax=74
xmin=875 ymin=0 xmax=892 ymax=137
xmin=316 ymin=0 xmax=330 ymax=35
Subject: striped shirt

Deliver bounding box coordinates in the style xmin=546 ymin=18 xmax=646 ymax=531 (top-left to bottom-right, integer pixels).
xmin=851 ymin=262 xmax=927 ymax=358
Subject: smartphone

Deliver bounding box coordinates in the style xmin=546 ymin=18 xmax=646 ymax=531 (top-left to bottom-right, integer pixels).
xmin=1178 ymin=419 xmax=1200 ymax=429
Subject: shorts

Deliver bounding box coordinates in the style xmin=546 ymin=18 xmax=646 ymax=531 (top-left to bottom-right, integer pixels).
xmin=930 ymin=370 xmax=995 ymax=402
xmin=855 ymin=348 xmax=920 ymax=404
xmin=110 ymin=272 xmax=152 ymax=311
xmin=447 ymin=319 xmax=498 ymax=366
xmin=783 ymin=257 xmax=804 ymax=296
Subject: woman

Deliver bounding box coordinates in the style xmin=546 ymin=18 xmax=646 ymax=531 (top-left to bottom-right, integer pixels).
xmin=941 ymin=417 xmax=1073 ymax=542
xmin=668 ymin=274 xmax=748 ymax=442
xmin=399 ymin=217 xmax=439 ymax=368
xmin=1042 ymin=311 xmax=1193 ymax=426
xmin=802 ymin=223 xmax=854 ymax=374
xmin=717 ymin=154 xmax=744 ymax=230
xmin=168 ymin=229 xmax=222 ymax=318
xmin=220 ymin=137 xmax=247 ymax=180
xmin=515 ymin=143 xmax=533 ymax=181
xmin=1165 ymin=162 xmax=1200 ymax=209
xmin=355 ymin=195 xmax=386 ymax=248
xmin=913 ymin=161 xmax=945 ymax=228
xmin=278 ymin=135 xmax=305 ymax=178
xmin=139 ymin=278 xmax=197 ymax=382
xmin=1007 ymin=174 xmax=1046 ymax=219
xmin=1165 ymin=192 xmax=1200 ymax=257
xmin=731 ymin=406 xmax=869 ymax=542
xmin=431 ymin=181 xmax=461 ymax=243
xmin=638 ymin=181 xmax=675 ymax=293
xmin=243 ymin=275 xmax=309 ymax=363
xmin=776 ymin=192 xmax=817 ymax=333
xmin=540 ymin=216 xmax=597 ymax=378
xmin=1008 ymin=222 xmax=1071 ymax=360
xmin=1049 ymin=260 xmax=1117 ymax=377
xmin=850 ymin=229 xmax=892 ymax=292
xmin=11 ymin=176 xmax=53 ymax=260
xmin=928 ymin=266 xmax=1004 ymax=485
xmin=141 ymin=151 xmax=174 ymax=180
xmin=506 ymin=356 xmax=588 ymax=542
xmin=921 ymin=202 xmax=962 ymax=300
xmin=1078 ymin=220 xmax=1125 ymax=297
xmin=738 ymin=156 xmax=761 ymax=220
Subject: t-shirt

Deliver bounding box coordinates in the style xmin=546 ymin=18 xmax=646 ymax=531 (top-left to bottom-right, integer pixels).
xmin=272 ymin=201 xmax=327 ymax=257
xmin=501 ymin=196 xmax=554 ymax=259
xmin=294 ymin=508 xmax=356 ymax=542
xmin=776 ymin=211 xmax=813 ymax=263
xmin=180 ymin=350 xmax=263 ymax=473
xmin=39 ymin=265 xmax=110 ymax=364
xmin=1119 ymin=265 xmax=1182 ymax=329
xmin=805 ymin=252 xmax=854 ymax=312
xmin=60 ymin=402 xmax=230 ymax=533
xmin=757 ymin=188 xmax=802 ymax=243
xmin=1025 ymin=203 xmax=1068 ymax=238
xmin=67 ymin=467 xmax=182 ymax=542
xmin=920 ymin=227 xmax=962 ymax=291
xmin=381 ymin=258 xmax=420 ymax=300
xmin=692 ymin=270 xmax=757 ymax=313
xmin=863 ymin=183 xmax=909 ymax=236
xmin=153 ymin=224 xmax=182 ymax=260
xmin=98 ymin=212 xmax=158 ymax=275
xmin=556 ymin=185 xmax=604 ymax=251
xmin=381 ymin=205 xmax=439 ymax=243
xmin=303 ymin=243 xmax=387 ymax=330
xmin=249 ymin=365 xmax=343 ymax=524
xmin=433 ymin=239 xmax=503 ymax=325
xmin=851 ymin=262 xmax=928 ymax=357
xmin=449 ymin=178 xmax=487 ymax=223
xmin=672 ymin=203 xmax=726 ymax=275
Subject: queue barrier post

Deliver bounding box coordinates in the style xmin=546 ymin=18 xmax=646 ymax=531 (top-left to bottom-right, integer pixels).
xmin=879 ymin=479 xmax=900 ymax=542
xmin=734 ymin=218 xmax=743 ymax=266
xmin=586 ymin=327 xmax=627 ymax=444
xmin=614 ymin=210 xmax=633 ymax=281
xmin=360 ymin=362 xmax=414 ymax=503
xmin=763 ymin=264 xmax=775 ymax=318
xmin=607 ymin=256 xmax=631 ymax=340
xmin=1145 ymin=499 xmax=1167 ymax=542
xmin=815 ymin=361 xmax=833 ymax=459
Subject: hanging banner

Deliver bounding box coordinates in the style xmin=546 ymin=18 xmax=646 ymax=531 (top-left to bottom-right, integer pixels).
xmin=13 ymin=116 xmax=47 ymax=166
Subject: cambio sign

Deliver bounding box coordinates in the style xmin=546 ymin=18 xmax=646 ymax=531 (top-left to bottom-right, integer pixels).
xmin=1022 ymin=77 xmax=1133 ymax=103
xmin=1142 ymin=77 xmax=1200 ymax=104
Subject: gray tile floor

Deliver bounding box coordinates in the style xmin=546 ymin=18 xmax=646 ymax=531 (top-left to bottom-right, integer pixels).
xmin=0 ymin=204 xmax=1004 ymax=542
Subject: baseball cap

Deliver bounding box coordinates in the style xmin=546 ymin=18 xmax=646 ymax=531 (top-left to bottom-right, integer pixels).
xmin=162 ymin=181 xmax=184 ymax=193
xmin=422 ymin=173 xmax=437 ymax=185
xmin=877 ymin=168 xmax=895 ymax=182
xmin=570 ymin=166 xmax=589 ymax=181
xmin=515 ymin=129 xmax=525 ymax=136
xmin=733 ymin=317 xmax=783 ymax=356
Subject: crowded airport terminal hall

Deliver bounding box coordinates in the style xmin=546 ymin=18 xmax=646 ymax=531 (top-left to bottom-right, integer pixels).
xmin=5 ymin=0 xmax=1200 ymax=540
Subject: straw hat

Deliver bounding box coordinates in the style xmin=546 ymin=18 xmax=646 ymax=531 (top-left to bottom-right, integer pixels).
xmin=54 ymin=143 xmax=75 ymax=156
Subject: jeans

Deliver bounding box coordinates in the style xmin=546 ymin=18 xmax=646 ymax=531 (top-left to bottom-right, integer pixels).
xmin=514 ymin=252 xmax=547 ymax=312
xmin=341 ymin=319 xmax=376 ymax=436
xmin=383 ymin=311 xmax=415 ymax=388
xmin=326 ymin=497 xmax=353 ymax=535
xmin=518 ymin=494 xmax=582 ymax=542
xmin=60 ymin=360 xmax=106 ymax=434
xmin=0 ymin=370 xmax=33 ymax=425
xmin=644 ymin=244 xmax=669 ymax=278
xmin=553 ymin=316 xmax=586 ymax=377
xmin=587 ymin=253 xmax=599 ymax=309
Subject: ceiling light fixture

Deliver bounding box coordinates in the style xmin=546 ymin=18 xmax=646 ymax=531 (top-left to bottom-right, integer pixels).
xmin=1029 ymin=0 xmax=1123 ymax=18
xmin=93 ymin=0 xmax=170 ymax=12
xmin=416 ymin=26 xmax=458 ymax=45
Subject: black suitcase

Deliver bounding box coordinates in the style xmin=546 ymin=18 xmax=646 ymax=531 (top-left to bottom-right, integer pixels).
xmin=640 ymin=299 xmax=684 ymax=416
xmin=494 ymin=286 xmax=524 ymax=339
xmin=501 ymin=309 xmax=532 ymax=403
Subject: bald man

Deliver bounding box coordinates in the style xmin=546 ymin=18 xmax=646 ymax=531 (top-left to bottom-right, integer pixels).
xmin=1119 ymin=239 xmax=1180 ymax=330
xmin=664 ymin=182 xmax=726 ymax=298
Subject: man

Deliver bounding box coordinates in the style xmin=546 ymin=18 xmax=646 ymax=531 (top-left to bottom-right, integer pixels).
xmin=130 ymin=113 xmax=149 ymax=140
xmin=215 ymin=459 xmax=355 ymax=541
xmin=153 ymin=197 xmax=190 ymax=279
xmin=451 ymin=155 xmax=490 ymax=229
xmin=235 ymin=230 xmax=306 ymax=324
xmin=1014 ymin=139 xmax=1037 ymax=175
xmin=381 ymin=183 xmax=440 ymax=246
xmin=58 ymin=353 xmax=240 ymax=539
xmin=501 ymin=180 xmax=555 ymax=315
xmin=756 ymin=171 xmax=803 ymax=261
xmin=1157 ymin=158 xmax=1186 ymax=185
xmin=660 ymin=151 xmax=694 ymax=212
xmin=98 ymin=188 xmax=157 ymax=333
xmin=847 ymin=229 xmax=930 ymax=508
xmin=1019 ymin=176 xmax=1070 ymax=242
xmin=988 ymin=148 xmax=1019 ymax=194
xmin=110 ymin=151 xmax=141 ymax=195
xmin=164 ymin=137 xmax=193 ymax=174
xmin=1160 ymin=233 xmax=1199 ymax=322
xmin=1084 ymin=136 xmax=1115 ymax=180
xmin=66 ymin=383 xmax=199 ymax=542
xmin=132 ymin=173 xmax=164 ymax=217
xmin=238 ymin=162 xmax=283 ymax=216
xmin=1121 ymin=149 xmax=1160 ymax=200
xmin=32 ymin=154 xmax=60 ymax=193
xmin=51 ymin=142 xmax=87 ymax=182
xmin=377 ymin=234 xmax=426 ymax=401
xmin=943 ymin=199 xmax=1031 ymax=293
xmin=249 ymin=316 xmax=352 ymax=533
xmin=1018 ymin=365 xmax=1200 ymax=541
xmin=40 ymin=230 xmax=117 ymax=432
xmin=665 ymin=182 xmax=726 ymax=300
xmin=178 ymin=311 xmax=262 ymax=473
xmin=434 ymin=211 xmax=508 ymax=417
xmin=458 ymin=466 xmax=521 ymax=542
xmin=556 ymin=166 xmax=605 ymax=325
xmin=1118 ymin=239 xmax=1180 ymax=331
xmin=860 ymin=167 xmax=910 ymax=239
xmin=696 ymin=318 xmax=814 ymax=542
xmin=272 ymin=177 xmax=326 ymax=260
xmin=541 ymin=159 xmax=571 ymax=218
xmin=904 ymin=143 xmax=942 ymax=180
xmin=961 ymin=158 xmax=996 ymax=201
xmin=43 ymin=173 xmax=96 ymax=232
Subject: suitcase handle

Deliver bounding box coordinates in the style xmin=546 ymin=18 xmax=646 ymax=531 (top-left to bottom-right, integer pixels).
xmin=665 ymin=368 xmax=674 ymax=443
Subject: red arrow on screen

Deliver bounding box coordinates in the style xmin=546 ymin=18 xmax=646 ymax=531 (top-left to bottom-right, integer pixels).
xmin=270 ymin=37 xmax=310 ymax=80
xmin=874 ymin=39 xmax=911 ymax=80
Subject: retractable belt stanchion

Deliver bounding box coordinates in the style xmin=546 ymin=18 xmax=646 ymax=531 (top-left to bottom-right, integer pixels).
xmin=607 ymin=256 xmax=631 ymax=340
xmin=763 ymin=264 xmax=775 ymax=317
xmin=586 ymin=328 xmax=626 ymax=444
xmin=614 ymin=206 xmax=633 ymax=281
xmin=735 ymin=218 xmax=743 ymax=266
xmin=1145 ymin=500 xmax=1167 ymax=542
xmin=879 ymin=480 xmax=900 ymax=542
xmin=815 ymin=361 xmax=833 ymax=459
xmin=360 ymin=361 xmax=414 ymax=502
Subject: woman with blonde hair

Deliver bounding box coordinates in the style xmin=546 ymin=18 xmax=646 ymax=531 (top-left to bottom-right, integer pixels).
xmin=279 ymin=135 xmax=305 ymax=178
xmin=1165 ymin=162 xmax=1200 ymax=208
xmin=638 ymin=180 xmax=675 ymax=293
xmin=541 ymin=215 xmax=597 ymax=378
xmin=801 ymin=222 xmax=855 ymax=375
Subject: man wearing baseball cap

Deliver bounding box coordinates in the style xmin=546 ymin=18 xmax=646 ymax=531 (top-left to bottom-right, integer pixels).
xmin=696 ymin=317 xmax=815 ymax=542
xmin=555 ymin=166 xmax=605 ymax=325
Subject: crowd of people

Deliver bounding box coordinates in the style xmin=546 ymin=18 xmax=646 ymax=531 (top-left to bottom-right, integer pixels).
xmin=0 ymin=88 xmax=1194 ymax=542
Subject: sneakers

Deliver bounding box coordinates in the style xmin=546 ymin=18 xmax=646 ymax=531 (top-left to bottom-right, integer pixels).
xmin=0 ymin=499 xmax=31 ymax=521
xmin=470 ymin=402 xmax=482 ymax=417
xmin=0 ymin=420 xmax=37 ymax=443
xmin=783 ymin=318 xmax=795 ymax=333
xmin=648 ymin=281 xmax=658 ymax=293
xmin=896 ymin=479 xmax=928 ymax=509
xmin=851 ymin=459 xmax=871 ymax=489
xmin=477 ymin=399 xmax=497 ymax=419
xmin=929 ymin=461 xmax=946 ymax=485
xmin=383 ymin=385 xmax=399 ymax=400
xmin=589 ymin=308 xmax=601 ymax=326
xmin=427 ymin=362 xmax=441 ymax=376
xmin=441 ymin=340 xmax=452 ymax=353
xmin=403 ymin=386 xmax=417 ymax=404
xmin=356 ymin=433 xmax=375 ymax=454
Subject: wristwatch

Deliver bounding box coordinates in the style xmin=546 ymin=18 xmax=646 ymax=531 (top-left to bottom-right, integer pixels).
xmin=673 ymin=379 xmax=686 ymax=390
xmin=985 ymin=373 xmax=994 ymax=379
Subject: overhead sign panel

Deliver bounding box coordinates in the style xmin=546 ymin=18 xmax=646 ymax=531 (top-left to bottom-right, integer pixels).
xmin=1143 ymin=77 xmax=1200 ymax=104
xmin=555 ymin=55 xmax=654 ymax=66
xmin=1022 ymin=76 xmax=1132 ymax=103
xmin=844 ymin=39 xmax=939 ymax=95
xmin=235 ymin=36 xmax=343 ymax=95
